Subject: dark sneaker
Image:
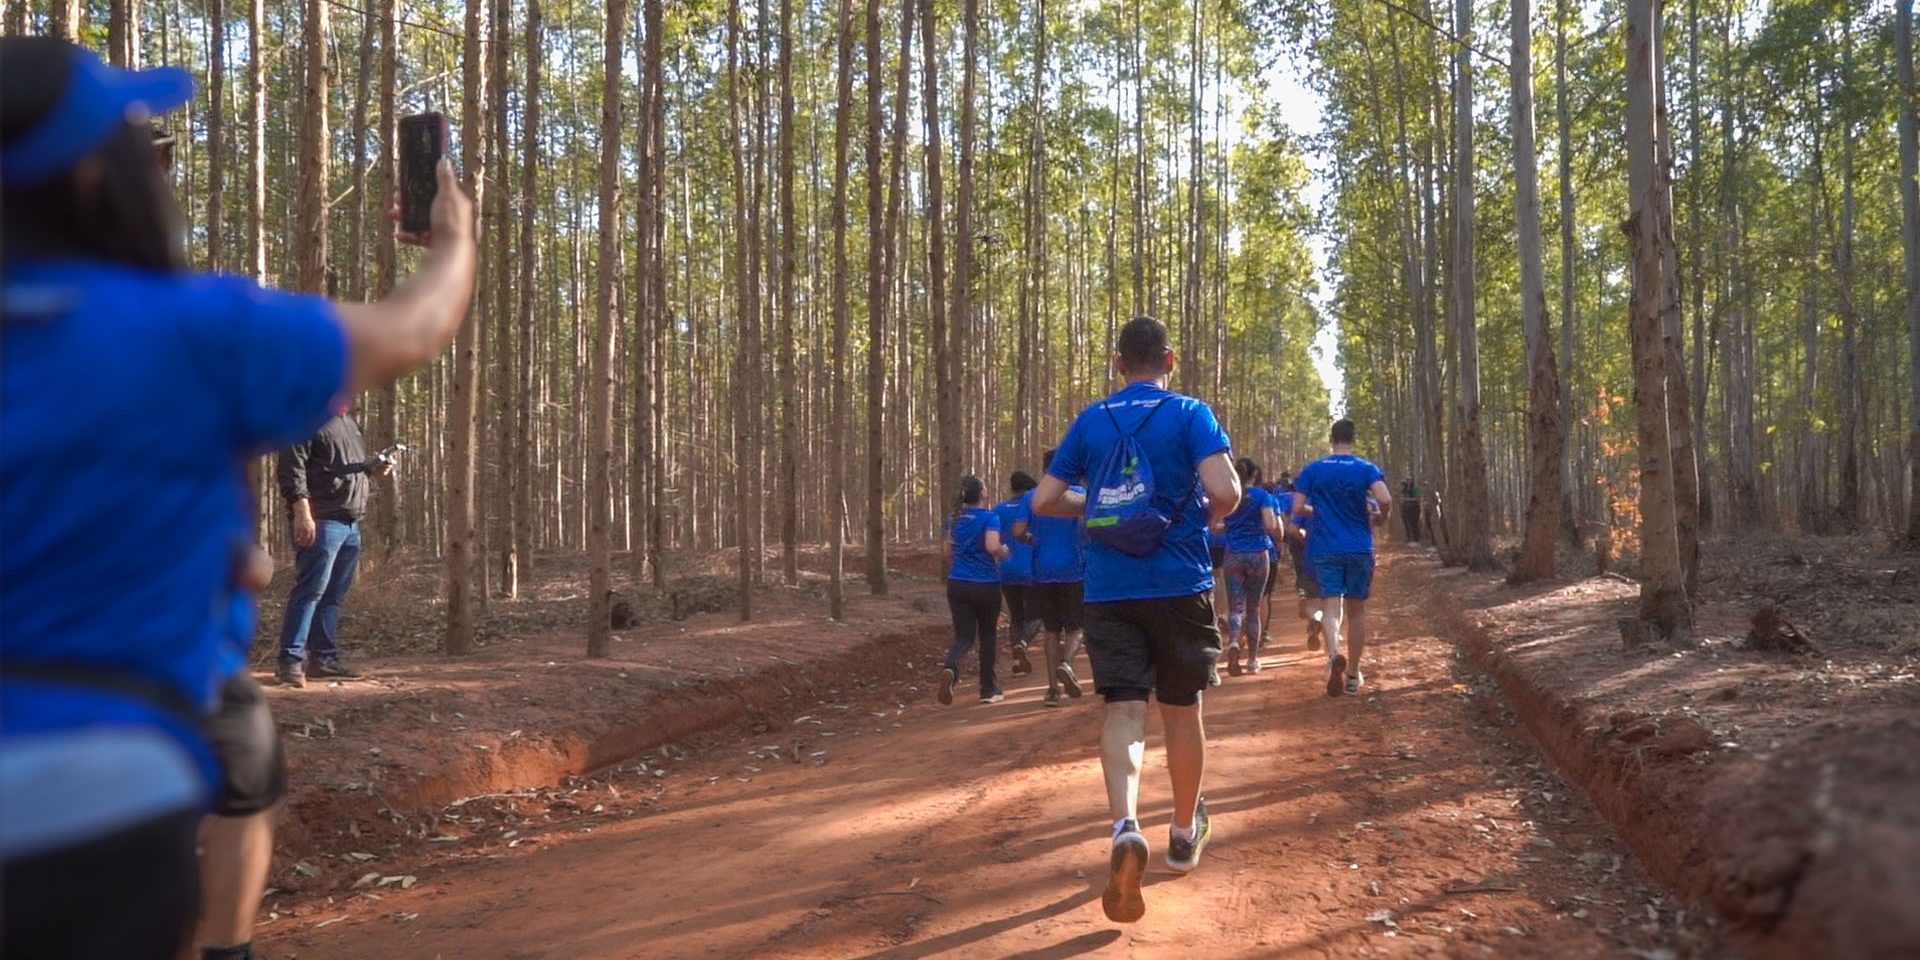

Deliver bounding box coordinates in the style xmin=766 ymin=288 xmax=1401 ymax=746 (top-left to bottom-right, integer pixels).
xmin=1327 ymin=654 xmax=1348 ymax=698
xmin=1043 ymin=690 xmax=1063 ymax=707
xmin=275 ymin=662 xmax=307 ymax=688
xmin=1226 ymin=644 xmax=1242 ymax=677
xmin=980 ymin=690 xmax=1005 ymax=704
xmin=937 ymin=668 xmax=956 ymax=706
xmin=1307 ymin=621 xmax=1323 ymax=652
xmin=1102 ymin=821 xmax=1150 ymax=923
xmin=1165 ymin=799 xmax=1213 ymax=873
xmin=1011 ymin=644 xmax=1033 ymax=676
xmin=1345 ymin=670 xmax=1364 ymax=696
xmin=310 ymin=659 xmax=363 ymax=679
xmin=1056 ymin=663 xmax=1084 ymax=698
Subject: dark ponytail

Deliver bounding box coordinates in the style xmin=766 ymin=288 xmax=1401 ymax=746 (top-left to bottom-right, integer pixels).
xmin=953 ymin=474 xmax=985 ymax=519
xmin=1234 ymin=456 xmax=1260 ymax=488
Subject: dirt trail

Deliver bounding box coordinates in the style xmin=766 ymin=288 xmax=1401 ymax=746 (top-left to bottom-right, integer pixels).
xmin=266 ymin=550 xmax=1724 ymax=960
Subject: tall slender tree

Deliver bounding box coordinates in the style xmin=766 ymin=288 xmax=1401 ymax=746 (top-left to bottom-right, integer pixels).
xmin=922 ymin=0 xmax=957 ymax=519
xmin=587 ymin=0 xmax=627 ymax=657
xmin=952 ymin=0 xmax=979 ymax=481
xmin=1511 ymin=0 xmax=1564 ymax=582
xmin=1452 ymin=0 xmax=1494 ymax=570
xmin=374 ymin=0 xmax=400 ymax=559
xmin=778 ymin=0 xmax=801 ymax=586
xmin=445 ymin=0 xmax=488 ymax=656
xmin=1901 ymin=0 xmax=1920 ymax=544
xmin=828 ymin=0 xmax=855 ymax=619
xmin=863 ymin=0 xmax=890 ymax=594
xmin=205 ymin=0 xmax=226 ymax=272
xmin=728 ymin=0 xmax=756 ymax=621
xmin=1625 ymin=0 xmax=1690 ymax=643
xmin=295 ymin=0 xmax=329 ymax=293
xmin=517 ymin=0 xmax=543 ymax=588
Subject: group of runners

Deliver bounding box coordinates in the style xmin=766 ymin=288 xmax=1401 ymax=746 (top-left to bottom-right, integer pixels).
xmin=939 ymin=316 xmax=1394 ymax=924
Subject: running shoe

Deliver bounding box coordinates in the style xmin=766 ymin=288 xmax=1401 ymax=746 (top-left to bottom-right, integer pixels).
xmin=1056 ymin=662 xmax=1084 ymax=698
xmin=311 ymin=658 xmax=362 ymax=679
xmin=1103 ymin=821 xmax=1150 ymax=923
xmin=937 ymin=668 xmax=956 ymax=705
xmin=980 ymin=690 xmax=1005 ymax=704
xmin=1345 ymin=670 xmax=1364 ymax=696
xmin=1246 ymin=647 xmax=1263 ymax=674
xmin=1165 ymin=798 xmax=1212 ymax=873
xmin=1307 ymin=620 xmax=1323 ymax=652
xmin=1043 ymin=689 xmax=1062 ymax=707
xmin=1011 ymin=644 xmax=1033 ymax=676
xmin=1327 ymin=654 xmax=1348 ymax=698
xmin=1226 ymin=643 xmax=1243 ymax=677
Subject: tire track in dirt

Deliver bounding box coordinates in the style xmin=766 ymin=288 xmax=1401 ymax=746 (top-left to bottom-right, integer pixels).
xmin=266 ymin=551 xmax=1728 ymax=959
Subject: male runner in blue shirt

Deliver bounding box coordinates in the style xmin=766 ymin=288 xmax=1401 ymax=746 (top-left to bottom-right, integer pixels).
xmin=1291 ymin=420 xmax=1393 ymax=697
xmin=1032 ymin=316 xmax=1241 ymax=924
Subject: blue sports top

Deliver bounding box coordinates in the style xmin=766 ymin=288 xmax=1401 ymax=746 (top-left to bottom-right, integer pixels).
xmin=992 ymin=493 xmax=1035 ymax=583
xmin=1046 ymin=381 xmax=1232 ymax=603
xmin=948 ymin=507 xmax=1002 ymax=584
xmin=1293 ymin=454 xmax=1387 ymax=559
xmin=1222 ymin=485 xmax=1276 ymax=553
xmin=1032 ymin=485 xmax=1088 ymax=583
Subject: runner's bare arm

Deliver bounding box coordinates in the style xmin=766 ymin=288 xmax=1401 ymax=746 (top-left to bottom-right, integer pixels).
xmin=1197 ymin=451 xmax=1240 ymax=524
xmin=337 ymin=160 xmax=477 ymax=398
xmin=984 ymin=528 xmax=1012 ymax=561
xmin=1011 ymin=519 xmax=1032 ymax=544
xmin=1262 ymin=505 xmax=1282 ymax=539
xmin=1030 ymin=475 xmax=1083 ymax=518
xmin=1369 ymin=480 xmax=1394 ymax=518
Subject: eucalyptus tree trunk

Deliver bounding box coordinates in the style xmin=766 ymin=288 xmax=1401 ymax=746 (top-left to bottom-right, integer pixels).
xmin=1900 ymin=0 xmax=1920 ymax=545
xmin=586 ymin=0 xmax=626 ymax=657
xmin=295 ymin=0 xmax=329 ymax=293
xmin=828 ymin=0 xmax=855 ymax=620
xmin=1836 ymin=9 xmax=1861 ymax=528
xmin=1511 ymin=0 xmax=1564 ymax=583
xmin=727 ymin=0 xmax=756 ymax=621
xmin=247 ymin=0 xmax=265 ymax=286
xmin=1556 ymin=0 xmax=1580 ymax=542
xmin=952 ymin=0 xmax=978 ymax=476
xmin=51 ymin=0 xmax=80 ymax=39
xmin=1016 ymin=0 xmax=1049 ymax=469
xmin=1452 ymin=0 xmax=1494 ymax=570
xmin=516 ymin=0 xmax=542 ymax=585
xmin=863 ymin=0 xmax=889 ymax=594
xmin=645 ymin=0 xmax=666 ymax=586
xmin=1625 ymin=0 xmax=1691 ymax=643
xmin=778 ymin=0 xmax=800 ymax=585
xmin=205 ymin=0 xmax=226 ymax=271
xmin=347 ymin=3 xmax=372 ymax=300
xmin=108 ymin=0 xmax=139 ymax=66
xmin=375 ymin=0 xmax=399 ymax=557
xmin=921 ymin=0 xmax=957 ymax=516
xmin=1686 ymin=0 xmax=1709 ymax=532
xmin=447 ymin=0 xmax=488 ymax=655
xmin=1652 ymin=11 xmax=1699 ymax=593
xmin=487 ymin=0 xmax=514 ymax=597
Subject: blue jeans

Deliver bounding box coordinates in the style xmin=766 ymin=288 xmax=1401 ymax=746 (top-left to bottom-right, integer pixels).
xmin=278 ymin=519 xmax=362 ymax=665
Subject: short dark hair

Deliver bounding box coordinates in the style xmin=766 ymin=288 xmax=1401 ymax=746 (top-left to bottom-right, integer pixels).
xmin=1042 ymin=448 xmax=1057 ymax=471
xmin=1009 ymin=470 xmax=1038 ymax=493
xmin=1117 ymin=316 xmax=1171 ymax=373
xmin=1330 ymin=419 xmax=1356 ymax=445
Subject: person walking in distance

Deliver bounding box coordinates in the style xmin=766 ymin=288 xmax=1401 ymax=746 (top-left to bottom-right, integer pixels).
xmin=1214 ymin=457 xmax=1283 ymax=676
xmin=1032 ymin=316 xmax=1241 ymax=923
xmin=1014 ymin=449 xmax=1090 ymax=706
xmin=1271 ymin=477 xmax=1324 ymax=652
xmin=275 ymin=410 xmax=389 ymax=688
xmin=1291 ymin=420 xmax=1393 ymax=697
xmin=993 ymin=471 xmax=1041 ymax=677
xmin=938 ymin=475 xmax=1013 ymax=706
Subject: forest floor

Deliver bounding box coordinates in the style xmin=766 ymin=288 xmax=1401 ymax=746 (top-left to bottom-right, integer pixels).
xmin=251 ymin=546 xmax=1788 ymax=960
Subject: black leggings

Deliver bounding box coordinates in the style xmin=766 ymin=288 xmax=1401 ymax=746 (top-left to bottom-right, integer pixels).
xmin=3 ymin=807 xmax=202 ymax=960
xmin=944 ymin=580 xmax=1004 ymax=696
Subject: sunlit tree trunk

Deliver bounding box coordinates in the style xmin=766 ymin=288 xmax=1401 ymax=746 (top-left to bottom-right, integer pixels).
xmin=921 ymin=0 xmax=957 ymax=518
xmin=51 ymin=0 xmax=80 ymax=39
xmin=205 ymin=0 xmax=226 ymax=272
xmin=1511 ymin=0 xmax=1564 ymax=583
xmin=1836 ymin=9 xmax=1861 ymax=529
xmin=587 ymin=0 xmax=626 ymax=657
xmin=295 ymin=0 xmax=329 ymax=293
xmin=1626 ymin=0 xmax=1691 ymax=642
xmin=863 ymin=0 xmax=889 ymax=594
xmin=108 ymin=0 xmax=139 ymax=66
xmin=1556 ymin=0 xmax=1580 ymax=543
xmin=777 ymin=0 xmax=801 ymax=586
xmin=952 ymin=0 xmax=978 ymax=479
xmin=827 ymin=0 xmax=854 ymax=620
xmin=447 ymin=0 xmax=488 ymax=655
xmin=1451 ymin=0 xmax=1494 ymax=570
xmin=1653 ymin=9 xmax=1699 ymax=592
xmin=728 ymin=0 xmax=758 ymax=620
xmin=374 ymin=0 xmax=400 ymax=558
xmin=517 ymin=0 xmax=543 ymax=588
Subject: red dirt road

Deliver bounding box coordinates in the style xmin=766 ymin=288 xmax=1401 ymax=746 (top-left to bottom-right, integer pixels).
xmin=266 ymin=551 xmax=1723 ymax=959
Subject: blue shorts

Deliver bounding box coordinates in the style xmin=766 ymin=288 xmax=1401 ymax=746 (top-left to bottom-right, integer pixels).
xmin=1312 ymin=553 xmax=1375 ymax=600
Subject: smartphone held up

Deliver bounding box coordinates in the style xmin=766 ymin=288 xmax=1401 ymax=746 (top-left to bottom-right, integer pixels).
xmin=398 ymin=112 xmax=451 ymax=235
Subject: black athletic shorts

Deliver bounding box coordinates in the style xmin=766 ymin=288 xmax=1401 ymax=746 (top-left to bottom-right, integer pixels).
xmin=1030 ymin=581 xmax=1085 ymax=632
xmin=2 ymin=808 xmax=201 ymax=959
xmin=1083 ymin=592 xmax=1221 ymax=707
xmin=206 ymin=673 xmax=287 ymax=816
xmin=1002 ymin=583 xmax=1033 ymax=627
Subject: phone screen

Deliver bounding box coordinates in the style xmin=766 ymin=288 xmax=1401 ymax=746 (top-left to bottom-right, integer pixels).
xmin=399 ymin=113 xmax=446 ymax=234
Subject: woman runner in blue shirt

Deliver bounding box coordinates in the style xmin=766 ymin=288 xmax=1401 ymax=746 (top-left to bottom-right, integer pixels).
xmin=939 ymin=475 xmax=1013 ymax=705
xmin=1212 ymin=457 xmax=1282 ymax=676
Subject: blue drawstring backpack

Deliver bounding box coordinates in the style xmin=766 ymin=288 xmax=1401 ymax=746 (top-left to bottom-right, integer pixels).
xmin=1084 ymin=399 xmax=1184 ymax=557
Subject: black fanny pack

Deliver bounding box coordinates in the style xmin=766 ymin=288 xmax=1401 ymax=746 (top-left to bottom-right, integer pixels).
xmin=3 ymin=661 xmax=207 ymax=724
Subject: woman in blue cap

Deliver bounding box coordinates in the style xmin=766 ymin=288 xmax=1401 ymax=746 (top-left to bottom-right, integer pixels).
xmin=1 ymin=37 xmax=477 ymax=959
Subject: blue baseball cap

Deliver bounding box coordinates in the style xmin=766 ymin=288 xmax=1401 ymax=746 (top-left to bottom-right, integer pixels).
xmin=1 ymin=43 xmax=194 ymax=189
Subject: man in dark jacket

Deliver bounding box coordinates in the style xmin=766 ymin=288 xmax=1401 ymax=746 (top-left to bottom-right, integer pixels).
xmin=275 ymin=409 xmax=389 ymax=687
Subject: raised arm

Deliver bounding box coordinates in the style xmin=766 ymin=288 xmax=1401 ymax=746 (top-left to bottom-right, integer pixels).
xmin=336 ymin=160 xmax=478 ymax=398
xmin=1031 ymin=475 xmax=1084 ymax=518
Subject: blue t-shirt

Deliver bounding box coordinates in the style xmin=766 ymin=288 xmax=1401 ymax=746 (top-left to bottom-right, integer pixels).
xmin=948 ymin=507 xmax=1002 ymax=584
xmin=1222 ymin=485 xmax=1275 ymax=553
xmin=992 ymin=493 xmax=1035 ymax=583
xmin=2 ymin=261 xmax=347 ymax=789
xmin=1293 ymin=453 xmax=1386 ymax=559
xmin=1046 ymin=381 xmax=1232 ymax=603
xmin=1032 ymin=485 xmax=1088 ymax=583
